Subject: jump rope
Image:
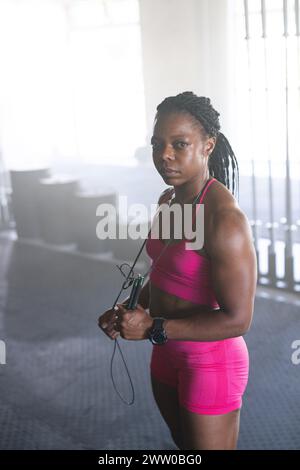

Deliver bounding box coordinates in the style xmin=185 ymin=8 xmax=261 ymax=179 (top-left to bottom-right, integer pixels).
xmin=107 ymin=178 xmax=212 ymax=405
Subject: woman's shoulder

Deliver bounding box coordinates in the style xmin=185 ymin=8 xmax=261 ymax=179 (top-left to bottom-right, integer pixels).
xmin=207 ymin=179 xmax=249 ymax=235
xmin=207 ymin=178 xmax=239 ymax=213
xmin=204 ymin=178 xmax=247 ymax=235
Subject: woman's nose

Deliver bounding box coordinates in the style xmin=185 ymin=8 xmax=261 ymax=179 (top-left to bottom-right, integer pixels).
xmin=161 ymin=144 xmax=175 ymax=161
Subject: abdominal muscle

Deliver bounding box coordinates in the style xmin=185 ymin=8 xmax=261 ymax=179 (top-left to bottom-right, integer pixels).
xmin=149 ymin=282 xmax=210 ymax=320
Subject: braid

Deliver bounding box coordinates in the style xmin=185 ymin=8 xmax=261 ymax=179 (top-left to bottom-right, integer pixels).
xmin=155 ymin=91 xmax=239 ymax=199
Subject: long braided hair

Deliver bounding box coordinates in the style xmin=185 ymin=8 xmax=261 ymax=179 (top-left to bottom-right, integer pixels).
xmin=155 ymin=91 xmax=239 ymax=199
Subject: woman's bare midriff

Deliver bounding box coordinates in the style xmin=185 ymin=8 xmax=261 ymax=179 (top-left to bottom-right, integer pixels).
xmin=149 ymin=282 xmax=211 ymax=320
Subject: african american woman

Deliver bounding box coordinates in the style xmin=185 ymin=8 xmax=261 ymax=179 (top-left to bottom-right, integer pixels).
xmin=98 ymin=91 xmax=257 ymax=450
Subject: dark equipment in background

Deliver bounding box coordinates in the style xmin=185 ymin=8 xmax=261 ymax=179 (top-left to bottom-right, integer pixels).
xmin=38 ymin=175 xmax=80 ymax=245
xmin=10 ymin=168 xmax=50 ymax=239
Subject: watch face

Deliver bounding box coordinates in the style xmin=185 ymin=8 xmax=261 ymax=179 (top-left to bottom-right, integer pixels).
xmin=152 ymin=330 xmax=167 ymax=345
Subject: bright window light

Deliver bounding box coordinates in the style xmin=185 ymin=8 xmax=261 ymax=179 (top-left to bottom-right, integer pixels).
xmin=0 ymin=0 xmax=146 ymax=170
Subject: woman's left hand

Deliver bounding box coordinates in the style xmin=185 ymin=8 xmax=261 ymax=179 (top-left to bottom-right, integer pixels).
xmin=114 ymin=303 xmax=154 ymax=341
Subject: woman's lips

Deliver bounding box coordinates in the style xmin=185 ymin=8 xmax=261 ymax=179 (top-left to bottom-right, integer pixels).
xmin=161 ymin=168 xmax=179 ymax=176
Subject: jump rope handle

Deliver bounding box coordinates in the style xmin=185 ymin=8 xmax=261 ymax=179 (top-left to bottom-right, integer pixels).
xmin=125 ymin=274 xmax=145 ymax=310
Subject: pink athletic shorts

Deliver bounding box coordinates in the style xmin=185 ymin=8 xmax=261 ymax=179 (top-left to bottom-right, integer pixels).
xmin=150 ymin=336 xmax=249 ymax=415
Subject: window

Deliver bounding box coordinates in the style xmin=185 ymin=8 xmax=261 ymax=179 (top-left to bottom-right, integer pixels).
xmin=232 ymin=0 xmax=300 ymax=290
xmin=0 ymin=0 xmax=146 ymax=169
xmin=233 ymin=0 xmax=299 ymax=176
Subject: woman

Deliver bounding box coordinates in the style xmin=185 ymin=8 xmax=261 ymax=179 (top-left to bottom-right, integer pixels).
xmin=98 ymin=91 xmax=257 ymax=450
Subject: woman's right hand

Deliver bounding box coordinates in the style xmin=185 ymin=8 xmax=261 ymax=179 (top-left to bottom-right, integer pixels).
xmin=98 ymin=299 xmax=129 ymax=340
xmin=98 ymin=307 xmax=120 ymax=340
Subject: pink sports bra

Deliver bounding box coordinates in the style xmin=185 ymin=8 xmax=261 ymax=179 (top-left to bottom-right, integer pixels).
xmin=145 ymin=178 xmax=220 ymax=308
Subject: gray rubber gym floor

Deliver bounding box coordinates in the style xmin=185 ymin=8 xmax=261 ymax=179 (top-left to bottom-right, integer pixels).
xmin=0 ymin=235 xmax=299 ymax=450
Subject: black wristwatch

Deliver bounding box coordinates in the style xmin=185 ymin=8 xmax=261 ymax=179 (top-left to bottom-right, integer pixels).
xmin=148 ymin=317 xmax=168 ymax=345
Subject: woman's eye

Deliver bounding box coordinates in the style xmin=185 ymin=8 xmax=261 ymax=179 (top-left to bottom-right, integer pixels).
xmin=175 ymin=141 xmax=188 ymax=149
xmin=151 ymin=141 xmax=188 ymax=150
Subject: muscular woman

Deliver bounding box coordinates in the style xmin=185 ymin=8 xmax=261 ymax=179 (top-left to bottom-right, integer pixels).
xmin=98 ymin=91 xmax=257 ymax=450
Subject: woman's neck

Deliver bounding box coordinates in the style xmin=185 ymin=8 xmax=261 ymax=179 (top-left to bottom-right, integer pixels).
xmin=173 ymin=172 xmax=211 ymax=205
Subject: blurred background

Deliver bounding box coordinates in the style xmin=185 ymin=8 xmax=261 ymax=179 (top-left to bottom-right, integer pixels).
xmin=0 ymin=0 xmax=299 ymax=450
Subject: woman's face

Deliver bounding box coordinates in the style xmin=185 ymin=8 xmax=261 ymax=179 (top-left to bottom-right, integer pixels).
xmin=151 ymin=111 xmax=216 ymax=186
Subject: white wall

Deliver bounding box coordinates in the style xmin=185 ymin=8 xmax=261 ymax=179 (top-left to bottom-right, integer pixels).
xmin=139 ymin=0 xmax=236 ymax=139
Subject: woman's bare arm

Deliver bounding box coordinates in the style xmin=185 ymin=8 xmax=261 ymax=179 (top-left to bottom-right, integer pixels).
xmin=163 ymin=208 xmax=257 ymax=341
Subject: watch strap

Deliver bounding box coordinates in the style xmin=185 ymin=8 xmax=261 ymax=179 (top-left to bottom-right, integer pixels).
xmin=152 ymin=317 xmax=166 ymax=330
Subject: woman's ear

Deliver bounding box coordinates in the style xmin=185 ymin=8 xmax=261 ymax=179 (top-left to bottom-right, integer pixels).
xmin=205 ymin=136 xmax=216 ymax=157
